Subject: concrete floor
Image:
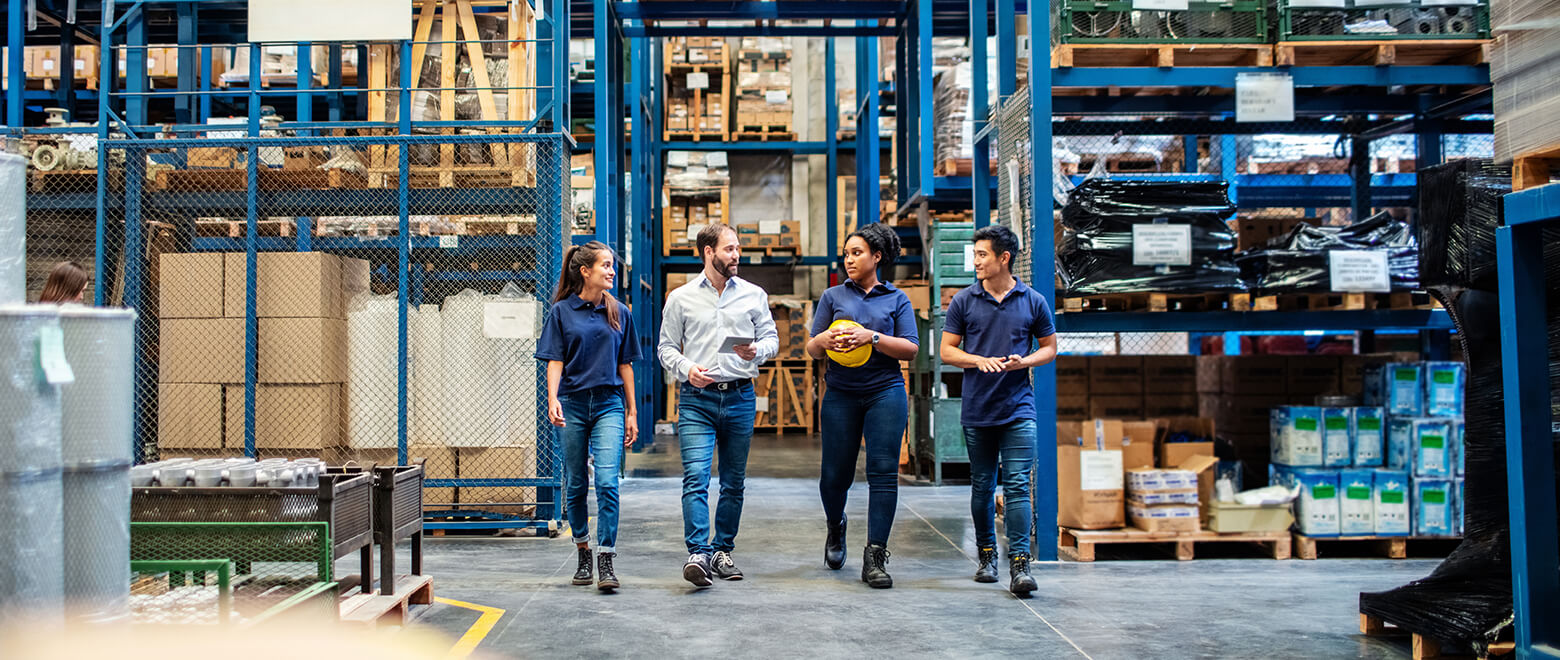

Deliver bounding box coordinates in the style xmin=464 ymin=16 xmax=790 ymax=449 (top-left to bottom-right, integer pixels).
xmin=390 ymin=435 xmax=1436 ymax=659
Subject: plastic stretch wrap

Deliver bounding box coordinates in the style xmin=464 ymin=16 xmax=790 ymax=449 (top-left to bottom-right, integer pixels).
xmin=440 ymin=288 xmax=543 ymax=449
xmin=62 ymin=466 xmax=129 ymax=624
xmin=1416 ymin=159 xmax=1509 ymax=292
xmin=1236 ymin=211 xmax=1419 ymax=293
xmin=0 ymin=152 xmax=25 ymax=305
xmin=0 ymin=305 xmax=63 ymax=473
xmin=0 ymin=470 xmax=63 ymax=628
xmin=411 ymin=304 xmax=445 ymax=447
xmin=1057 ymin=179 xmax=1245 ymax=294
xmin=347 ymin=294 xmax=399 ymax=449
xmin=59 ymin=307 xmax=137 ymax=466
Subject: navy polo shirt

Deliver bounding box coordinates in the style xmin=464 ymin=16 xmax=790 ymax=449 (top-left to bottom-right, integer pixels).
xmin=943 ymin=279 xmax=1056 ymax=427
xmin=535 ymin=295 xmax=641 ymax=396
xmin=811 ymin=280 xmax=919 ymax=393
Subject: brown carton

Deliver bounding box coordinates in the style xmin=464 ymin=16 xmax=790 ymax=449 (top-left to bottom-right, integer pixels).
xmin=1089 ymin=394 xmax=1144 ymax=420
xmin=224 ymin=383 xmax=343 ymax=450
xmin=160 ymin=318 xmax=244 ymax=383
xmin=1144 ymin=393 xmax=1200 ymax=419
xmin=1056 ymin=419 xmax=1125 ymax=530
xmin=188 ymin=147 xmax=239 ymax=169
xmin=158 ymin=384 xmax=224 ymax=449
xmin=1088 ymin=355 xmax=1143 ymax=394
xmin=1196 ymin=355 xmax=1225 ymax=393
xmin=1179 ymin=454 xmax=1222 ymax=522
xmin=1057 ymin=394 xmax=1089 ymax=421
xmin=1152 ymin=416 xmax=1217 ymax=467
xmin=1056 ymin=355 xmax=1089 ymax=394
xmin=259 ymin=317 xmax=347 ymax=383
xmin=355 ymin=445 xmax=456 ymax=509
xmin=1142 ymin=355 xmax=1197 ymax=394
xmin=1287 ymin=356 xmax=1341 ymax=396
xmin=1221 ymin=355 xmax=1287 ymax=395
xmin=159 ymin=253 xmax=226 ymax=319
xmin=225 ymin=251 xmax=346 ymax=319
xmin=1122 ymin=420 xmax=1157 ymax=471
xmin=459 ymin=445 xmax=540 ymax=515
xmin=1224 ymin=394 xmax=1289 ymax=435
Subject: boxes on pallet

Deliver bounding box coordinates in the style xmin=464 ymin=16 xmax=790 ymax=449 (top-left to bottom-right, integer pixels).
xmin=1373 ymin=469 xmax=1411 ymax=536
xmin=1122 ymin=421 xmax=1157 ymax=471
xmin=259 ymin=317 xmax=348 ymax=383
xmin=1413 ymin=478 xmax=1457 ymax=537
xmin=1271 ymin=406 xmax=1323 ymax=467
xmin=1207 ymin=500 xmax=1295 ymax=534
xmin=460 ymin=444 xmax=539 ymax=516
xmin=1363 ymin=362 xmax=1423 ymax=416
xmin=1127 ymin=502 xmax=1201 ymax=534
xmin=1288 ymin=356 xmax=1341 ymax=397
xmin=1057 ymin=395 xmax=1089 ymax=421
xmin=1320 ymin=406 xmax=1353 ymax=468
xmin=1088 ymin=394 xmax=1143 ymax=420
xmin=1274 ymin=467 xmax=1341 ymax=537
xmin=1088 ymin=356 xmax=1142 ymax=394
xmin=223 ymin=251 xmax=347 ymax=319
xmin=1422 ymin=361 xmax=1466 ymax=417
xmin=1223 ymin=355 xmax=1287 ymax=396
xmin=1056 ymin=356 xmax=1089 ymax=393
xmin=1153 ymin=417 xmax=1214 ymax=468
xmin=159 ymin=318 xmax=244 ymax=383
xmin=1144 ymin=393 xmax=1199 ymax=419
xmin=1142 ymin=356 xmax=1197 ymax=394
xmin=1352 ymin=407 xmax=1386 ymax=467
xmin=158 ymin=383 xmax=224 ymax=449
xmin=1056 ymin=419 xmax=1125 ymax=530
xmin=1339 ymin=468 xmax=1376 ymax=536
xmin=1389 ymin=417 xmax=1455 ymax=478
xmin=223 ymin=384 xmax=343 ymax=450
xmin=1340 ymin=353 xmax=1395 ymax=397
xmin=160 ymin=253 xmax=226 ymax=318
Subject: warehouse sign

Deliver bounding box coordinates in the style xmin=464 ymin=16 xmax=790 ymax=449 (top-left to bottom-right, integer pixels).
xmin=248 ymin=0 xmax=413 ymax=42
xmin=1236 ymin=73 xmax=1295 ymax=123
xmin=1131 ymin=224 xmax=1192 ymax=267
xmin=1329 ymin=250 xmax=1392 ymax=293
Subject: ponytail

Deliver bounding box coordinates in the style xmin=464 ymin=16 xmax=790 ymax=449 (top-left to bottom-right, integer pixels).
xmin=552 ymin=241 xmax=622 ymax=331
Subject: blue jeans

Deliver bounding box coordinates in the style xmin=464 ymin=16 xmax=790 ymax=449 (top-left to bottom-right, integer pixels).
xmin=964 ymin=418 xmax=1038 ymax=557
xmin=677 ymin=382 xmax=756 ymax=555
xmin=559 ymin=387 xmax=626 ymax=553
xmin=819 ymin=383 xmax=908 ymax=546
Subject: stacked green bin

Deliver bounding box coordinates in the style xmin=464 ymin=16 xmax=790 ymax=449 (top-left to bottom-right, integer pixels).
xmin=910 ymin=223 xmax=977 ymax=485
xmin=1277 ymin=0 xmax=1489 ymax=41
xmin=1055 ymin=0 xmax=1269 ymax=44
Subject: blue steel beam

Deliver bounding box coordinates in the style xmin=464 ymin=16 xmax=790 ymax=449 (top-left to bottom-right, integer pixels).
xmin=1028 ymin=0 xmax=1058 ymax=562
xmin=396 ymin=39 xmax=413 ymax=467
xmin=660 ymin=140 xmax=830 ymax=153
xmin=1055 ymin=309 xmax=1452 ymax=333
xmin=625 ymin=25 xmax=900 ymax=38
xmin=1052 ymin=66 xmax=1490 ymax=89
xmin=5 ymin=0 xmax=22 ymax=126
xmin=1054 ymin=93 xmax=1490 ymax=115
xmin=969 ymin=0 xmax=990 ymax=229
xmin=855 ymin=29 xmax=880 ymax=258
xmin=614 ymin=1 xmax=904 ymax=20
xmin=826 ymin=37 xmax=839 ymax=261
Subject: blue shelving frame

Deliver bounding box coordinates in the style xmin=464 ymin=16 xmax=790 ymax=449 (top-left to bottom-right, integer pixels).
xmin=1497 ymin=183 xmax=1560 ymax=660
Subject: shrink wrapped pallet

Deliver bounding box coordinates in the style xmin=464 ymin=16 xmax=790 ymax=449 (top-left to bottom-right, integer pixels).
xmin=347 ymin=294 xmax=399 ymax=449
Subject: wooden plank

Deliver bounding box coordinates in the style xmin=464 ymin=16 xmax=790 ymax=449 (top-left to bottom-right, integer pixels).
xmin=439 ymin=0 xmax=458 ymax=187
xmin=409 ymin=0 xmax=441 ymax=90
xmin=1275 ymin=40 xmax=1488 ymax=67
xmin=1059 ymin=527 xmax=1290 ymax=562
xmin=454 ymin=0 xmax=508 ymax=168
xmin=1513 ymin=144 xmax=1560 ymax=192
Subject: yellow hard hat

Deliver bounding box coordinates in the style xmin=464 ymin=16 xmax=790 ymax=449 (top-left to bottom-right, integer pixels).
xmin=826 ymin=319 xmax=873 ymax=368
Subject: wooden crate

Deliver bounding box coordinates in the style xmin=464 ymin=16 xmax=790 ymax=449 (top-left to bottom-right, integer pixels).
xmin=1359 ymin=613 xmax=1514 ymax=660
xmin=1052 ymin=43 xmax=1274 ymax=68
xmin=1513 ymin=143 xmax=1560 ymax=192
xmin=753 ymin=358 xmax=815 ymax=433
xmin=1274 ymin=39 xmax=1489 ymax=67
xmin=1058 ymin=527 xmax=1292 ymax=562
xmin=1062 ymin=292 xmax=1250 ymax=313
xmin=664 ymin=41 xmax=732 ymax=142
xmin=1292 ymin=533 xmax=1461 ymax=560
xmin=661 ymin=185 xmax=730 ymax=256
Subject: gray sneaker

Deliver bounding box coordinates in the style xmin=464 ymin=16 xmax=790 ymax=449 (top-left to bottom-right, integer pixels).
xmin=712 ymin=551 xmax=744 ymax=581
xmin=682 ymin=553 xmax=713 ymax=587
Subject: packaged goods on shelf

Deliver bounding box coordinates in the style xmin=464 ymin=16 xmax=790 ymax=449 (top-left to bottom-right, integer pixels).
xmin=1352 ymin=407 xmax=1386 ymax=467
xmin=1388 ymin=417 xmax=1457 ymax=479
xmin=1235 ymin=211 xmax=1419 ymax=294
xmin=1320 ymin=406 xmax=1354 ymax=468
xmin=1412 ymin=478 xmax=1459 ymax=537
xmin=1489 ymin=5 xmax=1560 ymax=161
xmin=664 ymin=151 xmax=731 ymax=188
xmin=1416 ymin=160 xmax=1510 ymax=291
xmin=1422 ymin=361 xmax=1466 ymax=417
xmin=1057 ymin=179 xmax=1244 ymax=295
xmin=1372 ymin=469 xmax=1411 ymax=536
xmin=933 ymin=61 xmax=974 ymax=164
xmin=1339 ymin=468 xmax=1377 ymax=536
xmin=1056 ymin=419 xmax=1125 ymax=530
xmin=1273 ymin=466 xmax=1342 ymax=537
xmin=1270 ymin=406 xmax=1323 ymax=467
xmin=1363 ymin=362 xmax=1424 ymax=417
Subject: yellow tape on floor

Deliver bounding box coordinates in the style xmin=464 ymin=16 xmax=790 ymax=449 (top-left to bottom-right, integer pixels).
xmin=435 ymin=597 xmax=506 ymax=659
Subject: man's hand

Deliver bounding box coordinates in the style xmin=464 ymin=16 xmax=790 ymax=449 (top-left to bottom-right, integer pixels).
xmin=734 ymin=344 xmax=758 ymax=361
xmin=548 ymin=398 xmax=566 ymax=427
xmin=974 ymin=356 xmax=1008 ymax=373
xmin=688 ymin=365 xmax=715 ymax=388
xmin=624 ymin=415 xmax=638 ymax=448
xmin=1002 ymin=354 xmax=1029 ymax=371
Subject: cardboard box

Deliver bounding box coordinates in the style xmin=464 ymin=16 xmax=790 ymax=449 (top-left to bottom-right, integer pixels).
xmin=259 ymin=317 xmax=347 ymax=383
xmin=1127 ymin=503 xmax=1200 ymax=533
xmin=1056 ymin=420 xmax=1126 ymax=530
xmin=1089 ymin=394 xmax=1144 ymax=420
xmin=1154 ymin=417 xmax=1216 ymax=468
xmin=225 ymin=251 xmax=346 ymax=319
xmin=1222 ymin=394 xmax=1290 ymax=435
xmin=188 ymin=147 xmax=239 ymax=169
xmin=1122 ymin=421 xmax=1157 ymax=470
xmin=224 ymin=384 xmax=343 ymax=450
xmin=160 ymin=318 xmax=244 ymax=383
xmin=1287 ymin=356 xmax=1341 ymax=396
xmin=1142 ymin=356 xmax=1197 ymax=394
xmin=1196 ymin=356 xmax=1226 ymax=393
xmin=1206 ymin=500 xmax=1295 ymax=533
xmin=158 ymin=384 xmax=224 ymax=449
xmin=160 ymin=253 xmax=226 ymax=319
xmin=898 ymin=280 xmax=930 ymax=316
xmin=1057 ymin=394 xmax=1090 ymax=421
xmin=1179 ymin=454 xmax=1221 ymax=521
xmin=459 ymin=445 xmax=539 ymax=515
xmin=1056 ymin=356 xmax=1089 ymax=394
xmin=1144 ymin=393 xmax=1199 ymax=419
xmin=1089 ymin=356 xmax=1142 ymax=394
xmin=1222 ymin=356 xmax=1287 ymax=395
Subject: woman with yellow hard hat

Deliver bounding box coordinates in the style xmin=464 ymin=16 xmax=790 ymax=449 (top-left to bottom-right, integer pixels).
xmin=805 ymin=222 xmax=919 ymax=589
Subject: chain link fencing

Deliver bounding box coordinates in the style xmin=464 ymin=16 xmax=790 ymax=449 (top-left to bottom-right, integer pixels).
xmin=129 ymin=522 xmax=335 ymax=625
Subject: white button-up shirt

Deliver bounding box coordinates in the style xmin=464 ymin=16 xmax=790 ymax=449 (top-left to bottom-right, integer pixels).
xmin=658 ymin=274 xmax=779 ymax=382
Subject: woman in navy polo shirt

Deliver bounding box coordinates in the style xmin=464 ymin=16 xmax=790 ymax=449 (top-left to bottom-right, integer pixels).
xmin=806 ymin=222 xmax=919 ymax=589
xmin=535 ymin=240 xmax=640 ymax=592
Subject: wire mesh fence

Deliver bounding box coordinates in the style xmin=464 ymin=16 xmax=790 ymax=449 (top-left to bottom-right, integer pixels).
xmin=129 ymin=522 xmax=335 ymax=626
xmin=1054 ymin=0 xmax=1270 ymax=44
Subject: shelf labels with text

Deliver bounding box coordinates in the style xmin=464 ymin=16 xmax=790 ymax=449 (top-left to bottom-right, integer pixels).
xmin=1329 ymin=250 xmax=1391 ymax=293
xmin=1132 ymin=224 xmax=1192 ymax=266
xmin=764 ymin=90 xmax=789 ymax=105
xmin=759 ymin=220 xmax=782 ymax=234
xmin=964 ymin=244 xmax=977 ymax=271
xmin=687 ymin=72 xmax=710 ymax=90
xmin=1236 ymin=72 xmax=1295 ymax=122
xmin=438 ymin=235 xmax=459 ymax=249
xmin=1132 ymin=0 xmax=1189 ymax=9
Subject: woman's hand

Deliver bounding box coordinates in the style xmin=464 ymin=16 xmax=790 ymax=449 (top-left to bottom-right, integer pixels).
xmin=548 ymin=398 xmax=566 ymax=427
xmin=832 ymin=326 xmax=876 ymax=351
xmin=624 ymin=415 xmax=638 ymax=448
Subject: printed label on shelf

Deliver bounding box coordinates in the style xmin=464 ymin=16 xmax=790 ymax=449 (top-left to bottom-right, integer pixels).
xmin=687 ymin=72 xmax=710 ymax=90
xmin=755 ymin=396 xmax=770 ymax=413
xmin=759 ymin=220 xmax=782 ymax=235
xmin=1079 ymin=451 xmax=1125 ymax=491
xmin=37 ymin=326 xmax=75 ymax=385
xmin=1236 ymin=72 xmax=1295 ymax=122
xmin=687 ymin=165 xmax=709 ymax=177
xmin=482 ymin=301 xmax=539 ymax=339
xmin=438 ymin=235 xmax=459 ymax=249
xmin=1132 ymin=0 xmax=1189 ymax=9
xmin=1329 ymin=250 xmax=1391 ymax=293
xmin=964 ymin=244 xmax=977 ymax=271
xmin=1131 ymin=224 xmax=1192 ymax=266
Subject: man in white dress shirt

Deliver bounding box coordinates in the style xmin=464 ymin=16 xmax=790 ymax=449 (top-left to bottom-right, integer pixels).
xmin=659 ymin=223 xmax=779 ymax=587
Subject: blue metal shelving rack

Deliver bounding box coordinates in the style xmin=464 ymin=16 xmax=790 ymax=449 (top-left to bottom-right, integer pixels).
xmin=1496 ymin=183 xmax=1560 ymax=660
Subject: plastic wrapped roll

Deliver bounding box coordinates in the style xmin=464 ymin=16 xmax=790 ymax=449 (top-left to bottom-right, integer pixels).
xmin=499 ymin=299 xmax=544 ymax=447
xmin=62 ymin=465 xmax=129 ymax=624
xmin=59 ymin=307 xmax=137 ymax=466
xmin=347 ymin=295 xmax=399 ymax=449
xmin=1058 ymin=179 xmax=1246 ymax=294
xmin=0 ymin=470 xmax=64 ymax=628
xmin=0 ymin=305 xmax=63 ymax=473
xmin=0 ymin=152 xmax=25 ymax=305
xmin=411 ymin=304 xmax=445 ymax=446
xmin=442 ymin=290 xmax=498 ymax=448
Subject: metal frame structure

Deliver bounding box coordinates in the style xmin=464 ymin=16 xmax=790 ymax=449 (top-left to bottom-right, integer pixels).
xmin=1496 ymin=184 xmax=1560 ymax=660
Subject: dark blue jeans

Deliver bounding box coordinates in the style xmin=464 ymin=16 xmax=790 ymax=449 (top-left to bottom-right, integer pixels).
xmin=677 ymin=382 xmax=756 ymax=555
xmin=964 ymin=418 xmax=1038 ymax=557
xmin=559 ymin=386 xmax=626 ymax=553
xmin=819 ymin=383 xmax=908 ymax=546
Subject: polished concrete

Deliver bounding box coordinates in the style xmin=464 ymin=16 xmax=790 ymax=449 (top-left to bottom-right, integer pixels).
xmin=390 ymin=435 xmax=1434 ymax=659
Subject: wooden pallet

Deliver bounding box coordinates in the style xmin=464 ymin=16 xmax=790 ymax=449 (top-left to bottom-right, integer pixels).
xmin=339 ymin=574 xmax=433 ymax=627
xmin=1052 ymin=43 xmax=1273 ymax=68
xmin=1059 ymin=527 xmax=1292 ymax=562
xmin=1294 ymin=533 xmax=1461 ymax=560
xmin=934 ymin=158 xmax=999 ymax=177
xmin=28 ymin=169 xmax=118 ymax=193
xmin=663 ymin=130 xmax=728 ymax=142
xmin=662 ymin=244 xmax=801 ymax=258
xmin=1513 ymin=143 xmax=1560 ymax=192
xmin=733 ymin=126 xmax=795 ymax=141
xmin=194 ymin=218 xmax=313 ymax=238
xmin=1252 ymin=291 xmax=1436 ymax=312
xmin=386 ymin=165 xmax=534 ymax=189
xmin=153 ymin=168 xmax=368 ymax=192
xmin=1275 ymin=39 xmax=1490 ymax=67
xmin=1359 ymin=613 xmax=1515 ymax=660
xmin=1062 ymin=292 xmax=1250 ymax=313
xmin=754 ymin=358 xmax=815 ymax=433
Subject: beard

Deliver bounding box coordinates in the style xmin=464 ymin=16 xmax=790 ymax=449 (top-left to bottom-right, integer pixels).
xmin=716 ymin=255 xmax=739 ymax=278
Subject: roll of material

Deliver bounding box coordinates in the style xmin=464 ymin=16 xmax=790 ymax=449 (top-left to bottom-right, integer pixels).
xmin=0 ymin=305 xmax=64 ymax=473
xmin=0 ymin=469 xmax=64 ymax=628
xmin=62 ymin=465 xmax=130 ymax=624
xmin=411 ymin=304 xmax=445 ymax=447
xmin=59 ymin=307 xmax=137 ymax=466
xmin=498 ymin=300 xmax=543 ymax=447
xmin=0 ymin=152 xmax=25 ymax=305
xmin=347 ymin=295 xmax=399 ymax=449
xmin=441 ymin=291 xmax=497 ymax=448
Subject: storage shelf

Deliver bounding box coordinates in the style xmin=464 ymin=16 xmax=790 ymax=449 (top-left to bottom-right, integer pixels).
xmin=1054 ymin=308 xmax=1453 ymax=333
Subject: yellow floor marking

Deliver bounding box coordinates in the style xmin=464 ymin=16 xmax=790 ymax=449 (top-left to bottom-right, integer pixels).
xmin=435 ymin=597 xmax=506 ymax=659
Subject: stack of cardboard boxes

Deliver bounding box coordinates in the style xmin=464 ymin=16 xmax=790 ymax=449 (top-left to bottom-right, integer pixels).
xmin=1058 ymin=418 xmax=1222 ymax=534
xmin=666 ymin=37 xmax=727 ymax=65
xmin=734 ymin=37 xmax=792 ymax=131
xmin=1055 ymin=355 xmax=1201 ymax=422
xmin=665 ymin=38 xmax=729 ymax=136
xmin=768 ymin=298 xmax=812 ymax=359
xmin=737 ymin=220 xmax=802 ymax=249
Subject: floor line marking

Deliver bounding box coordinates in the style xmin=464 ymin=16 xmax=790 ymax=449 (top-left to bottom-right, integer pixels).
xmin=487 ymin=547 xmax=575 ymax=644
xmin=435 ymin=597 xmax=506 ymax=659
xmin=902 ymin=500 xmax=1094 ymax=660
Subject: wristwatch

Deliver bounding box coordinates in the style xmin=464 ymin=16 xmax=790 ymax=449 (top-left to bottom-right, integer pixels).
xmin=871 ymin=332 xmax=882 ymax=345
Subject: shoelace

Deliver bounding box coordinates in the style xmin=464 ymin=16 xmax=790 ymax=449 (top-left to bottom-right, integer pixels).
xmin=600 ymin=554 xmax=614 ymax=574
xmin=872 ymin=547 xmax=891 ymax=565
xmin=714 ymin=552 xmax=734 ymax=569
xmin=687 ymin=553 xmax=706 ymax=565
xmin=1012 ymin=556 xmax=1030 ymax=573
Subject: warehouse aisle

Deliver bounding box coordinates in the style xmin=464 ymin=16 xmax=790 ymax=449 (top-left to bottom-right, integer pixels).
xmin=401 ymin=456 xmax=1438 ymax=659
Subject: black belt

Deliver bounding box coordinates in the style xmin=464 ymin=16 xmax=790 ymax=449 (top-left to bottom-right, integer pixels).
xmin=688 ymin=379 xmax=751 ymax=391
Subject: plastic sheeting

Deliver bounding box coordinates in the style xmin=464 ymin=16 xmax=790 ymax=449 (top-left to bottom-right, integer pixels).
xmin=0 ymin=306 xmax=63 ymax=473
xmin=1417 ymin=159 xmax=1510 ymax=292
xmin=58 ymin=307 xmax=136 ymax=466
xmin=411 ymin=304 xmax=445 ymax=447
xmin=347 ymin=294 xmax=398 ymax=449
xmin=0 ymin=305 xmax=63 ymax=629
xmin=1235 ymin=211 xmax=1419 ymax=293
xmin=440 ymin=287 xmax=542 ymax=448
xmin=1056 ymin=179 xmax=1244 ymax=294
xmin=62 ymin=466 xmax=129 ymax=624
xmin=0 ymin=152 xmax=25 ymax=305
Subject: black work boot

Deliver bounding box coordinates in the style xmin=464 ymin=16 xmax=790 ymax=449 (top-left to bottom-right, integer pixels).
xmin=861 ymin=544 xmax=893 ymax=589
xmin=572 ymin=546 xmax=593 ymax=585
xmin=1009 ymin=553 xmax=1037 ymax=596
xmin=597 ymin=552 xmax=620 ymax=591
xmin=824 ymin=518 xmax=847 ymax=570
xmin=974 ymin=547 xmax=999 ymax=583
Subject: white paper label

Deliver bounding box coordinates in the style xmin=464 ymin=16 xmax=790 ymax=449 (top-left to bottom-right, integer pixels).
xmin=755 ymin=396 xmax=770 ymax=413
xmin=438 ymin=235 xmax=459 ymax=249
xmin=963 ymin=244 xmax=976 ymax=271
xmin=1132 ymin=0 xmax=1189 ymax=9
xmin=764 ymin=90 xmax=789 ymax=105
xmin=482 ymin=301 xmax=538 ymax=339
xmin=1329 ymin=250 xmax=1391 ymax=293
xmin=1079 ymin=451 xmax=1124 ymax=491
xmin=705 ymin=152 xmax=728 ymax=168
xmin=74 ymin=60 xmax=86 ymax=71
xmin=1287 ymin=0 xmax=1347 ymax=6
xmin=687 ymin=224 xmax=707 ymax=242
xmin=1236 ymin=73 xmax=1295 ymax=123
xmin=1131 ymin=224 xmax=1192 ymax=266
xmin=42 ymin=60 xmax=56 ymax=72
xmin=759 ymin=220 xmax=782 ymax=235
xmin=37 ymin=325 xmax=75 ymax=385
xmin=667 ymin=151 xmax=690 ymax=167
xmin=687 ymin=72 xmax=710 ymax=90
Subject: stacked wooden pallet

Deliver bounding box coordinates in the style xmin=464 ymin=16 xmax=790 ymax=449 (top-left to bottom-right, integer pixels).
xmin=732 ymin=37 xmax=793 ymax=141
xmin=664 ymin=38 xmax=731 ymax=141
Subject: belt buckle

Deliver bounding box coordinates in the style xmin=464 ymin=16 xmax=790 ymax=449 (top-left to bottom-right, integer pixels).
xmin=716 ymin=381 xmax=732 ymax=391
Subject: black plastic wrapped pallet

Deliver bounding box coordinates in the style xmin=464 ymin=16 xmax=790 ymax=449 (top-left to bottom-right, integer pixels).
xmin=1235 ymin=211 xmax=1419 ymax=293
xmin=1417 ymin=159 xmax=1511 ymax=292
xmin=1056 ymin=179 xmax=1245 ymax=294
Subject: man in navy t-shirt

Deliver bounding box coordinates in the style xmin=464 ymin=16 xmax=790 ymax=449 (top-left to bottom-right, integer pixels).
xmin=939 ymin=224 xmax=1057 ymax=596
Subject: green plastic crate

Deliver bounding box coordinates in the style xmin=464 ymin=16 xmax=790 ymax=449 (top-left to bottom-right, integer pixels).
xmin=1057 ymin=0 xmax=1269 ymax=44
xmin=1278 ymin=0 xmax=1489 ymax=41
